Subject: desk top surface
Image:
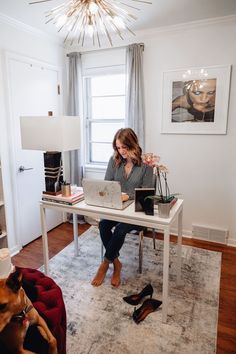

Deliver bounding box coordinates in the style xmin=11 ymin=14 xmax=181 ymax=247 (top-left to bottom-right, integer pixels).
xmin=40 ymin=198 xmax=183 ymax=228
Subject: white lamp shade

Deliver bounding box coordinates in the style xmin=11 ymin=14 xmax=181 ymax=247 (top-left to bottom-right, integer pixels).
xmin=20 ymin=116 xmax=81 ymax=151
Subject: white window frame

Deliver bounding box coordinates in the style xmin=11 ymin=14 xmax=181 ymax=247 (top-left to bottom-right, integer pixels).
xmin=83 ymin=65 xmax=126 ymax=167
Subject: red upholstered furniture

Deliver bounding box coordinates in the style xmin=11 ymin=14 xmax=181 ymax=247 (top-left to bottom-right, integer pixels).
xmin=18 ymin=267 xmax=67 ymax=354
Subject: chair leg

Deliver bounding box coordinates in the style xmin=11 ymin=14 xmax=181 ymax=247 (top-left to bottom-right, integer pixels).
xmin=152 ymin=228 xmax=156 ymax=249
xmin=138 ymin=230 xmax=144 ymax=274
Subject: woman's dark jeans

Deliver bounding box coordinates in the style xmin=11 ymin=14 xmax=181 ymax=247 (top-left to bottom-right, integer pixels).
xmin=99 ymin=219 xmax=143 ymax=262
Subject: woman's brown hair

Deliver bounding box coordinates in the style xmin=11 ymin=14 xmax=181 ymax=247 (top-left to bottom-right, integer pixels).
xmin=112 ymin=128 xmax=142 ymax=167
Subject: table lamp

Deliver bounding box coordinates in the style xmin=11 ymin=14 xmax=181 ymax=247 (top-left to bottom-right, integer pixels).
xmin=20 ymin=115 xmax=81 ymax=195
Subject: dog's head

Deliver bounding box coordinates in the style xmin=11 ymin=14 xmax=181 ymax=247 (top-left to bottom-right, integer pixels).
xmin=0 ymin=270 xmax=25 ymax=332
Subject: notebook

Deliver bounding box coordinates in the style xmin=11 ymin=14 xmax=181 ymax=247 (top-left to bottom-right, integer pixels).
xmin=82 ymin=179 xmax=133 ymax=210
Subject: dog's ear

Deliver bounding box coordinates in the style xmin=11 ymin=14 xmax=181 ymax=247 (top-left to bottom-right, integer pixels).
xmin=6 ymin=270 xmax=23 ymax=293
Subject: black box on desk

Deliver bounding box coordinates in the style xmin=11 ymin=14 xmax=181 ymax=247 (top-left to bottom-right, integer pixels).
xmin=134 ymin=188 xmax=155 ymax=215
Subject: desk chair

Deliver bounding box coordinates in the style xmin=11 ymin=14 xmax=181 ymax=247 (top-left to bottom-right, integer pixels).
xmin=101 ymin=174 xmax=157 ymax=274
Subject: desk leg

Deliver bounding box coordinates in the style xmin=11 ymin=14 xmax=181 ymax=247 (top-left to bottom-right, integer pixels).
xmin=162 ymin=227 xmax=170 ymax=323
xmin=176 ymin=208 xmax=183 ymax=286
xmin=73 ymin=213 xmax=79 ymax=256
xmin=40 ymin=205 xmax=49 ymax=275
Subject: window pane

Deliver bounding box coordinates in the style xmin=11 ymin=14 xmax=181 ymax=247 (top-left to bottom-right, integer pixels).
xmin=91 ymin=75 xmax=125 ymax=96
xmin=92 ymin=96 xmax=125 ymax=119
xmin=91 ymin=122 xmax=124 ymax=142
xmin=91 ymin=143 xmax=113 ymax=163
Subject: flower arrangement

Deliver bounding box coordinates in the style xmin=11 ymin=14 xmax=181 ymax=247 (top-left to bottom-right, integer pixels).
xmin=142 ymin=153 xmax=178 ymax=204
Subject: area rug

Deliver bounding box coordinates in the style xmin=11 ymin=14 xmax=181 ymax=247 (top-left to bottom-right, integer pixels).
xmin=46 ymin=226 xmax=221 ymax=354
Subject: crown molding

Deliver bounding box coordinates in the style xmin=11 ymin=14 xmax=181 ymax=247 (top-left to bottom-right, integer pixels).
xmin=135 ymin=14 xmax=236 ymax=39
xmin=66 ymin=14 xmax=236 ymax=51
xmin=0 ymin=12 xmax=63 ymax=47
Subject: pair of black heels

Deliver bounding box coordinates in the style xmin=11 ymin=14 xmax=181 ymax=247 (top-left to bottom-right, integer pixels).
xmin=123 ymin=284 xmax=162 ymax=324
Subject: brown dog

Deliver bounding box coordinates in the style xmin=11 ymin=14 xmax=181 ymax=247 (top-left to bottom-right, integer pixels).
xmin=0 ymin=269 xmax=58 ymax=354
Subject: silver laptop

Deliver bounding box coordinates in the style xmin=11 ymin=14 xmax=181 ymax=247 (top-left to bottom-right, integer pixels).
xmin=82 ymin=179 xmax=133 ymax=210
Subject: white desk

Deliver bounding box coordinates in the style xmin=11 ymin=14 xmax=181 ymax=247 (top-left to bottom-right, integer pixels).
xmin=40 ymin=199 xmax=183 ymax=323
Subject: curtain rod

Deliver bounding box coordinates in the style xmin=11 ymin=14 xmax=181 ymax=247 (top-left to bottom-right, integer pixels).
xmin=66 ymin=43 xmax=144 ymax=57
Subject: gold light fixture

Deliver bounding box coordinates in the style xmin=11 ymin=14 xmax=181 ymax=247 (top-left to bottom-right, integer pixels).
xmin=29 ymin=0 xmax=152 ymax=47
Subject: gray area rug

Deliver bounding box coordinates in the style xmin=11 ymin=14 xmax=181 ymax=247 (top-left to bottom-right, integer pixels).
xmin=46 ymin=226 xmax=221 ymax=354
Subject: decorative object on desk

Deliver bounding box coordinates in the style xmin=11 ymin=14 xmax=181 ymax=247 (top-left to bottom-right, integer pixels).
xmin=20 ymin=115 xmax=81 ymax=195
xmin=29 ymin=0 xmax=152 ymax=47
xmin=134 ymin=188 xmax=155 ymax=215
xmin=158 ymin=202 xmax=172 ymax=218
xmin=61 ymin=181 xmax=71 ymax=197
xmin=142 ymin=153 xmax=179 ymax=218
xmin=43 ymin=226 xmax=221 ymax=354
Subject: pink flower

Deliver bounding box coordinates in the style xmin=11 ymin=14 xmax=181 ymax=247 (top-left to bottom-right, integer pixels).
xmin=142 ymin=153 xmax=160 ymax=168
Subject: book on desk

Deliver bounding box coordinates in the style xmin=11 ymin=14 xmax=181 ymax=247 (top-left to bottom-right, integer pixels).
xmin=42 ymin=187 xmax=84 ymax=205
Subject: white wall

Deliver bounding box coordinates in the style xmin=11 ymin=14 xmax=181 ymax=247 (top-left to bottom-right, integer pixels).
xmin=0 ymin=17 xmax=65 ymax=253
xmin=74 ymin=16 xmax=236 ymax=245
xmin=141 ymin=18 xmax=236 ymax=244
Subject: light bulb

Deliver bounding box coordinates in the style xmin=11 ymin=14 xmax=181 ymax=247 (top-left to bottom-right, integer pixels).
xmin=87 ymin=24 xmax=94 ymax=37
xmin=113 ymin=16 xmax=125 ymax=29
xmin=55 ymin=14 xmax=67 ymax=27
xmin=89 ymin=2 xmax=99 ymax=15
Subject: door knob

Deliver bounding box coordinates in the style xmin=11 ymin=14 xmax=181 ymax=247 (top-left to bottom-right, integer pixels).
xmin=18 ymin=165 xmax=34 ymax=173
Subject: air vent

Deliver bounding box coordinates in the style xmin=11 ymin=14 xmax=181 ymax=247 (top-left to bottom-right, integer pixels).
xmin=192 ymin=224 xmax=228 ymax=244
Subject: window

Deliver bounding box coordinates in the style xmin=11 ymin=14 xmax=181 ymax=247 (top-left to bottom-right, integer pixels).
xmin=84 ymin=73 xmax=126 ymax=165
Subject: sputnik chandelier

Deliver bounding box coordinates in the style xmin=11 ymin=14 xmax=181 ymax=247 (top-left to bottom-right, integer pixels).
xmin=29 ymin=0 xmax=152 ymax=47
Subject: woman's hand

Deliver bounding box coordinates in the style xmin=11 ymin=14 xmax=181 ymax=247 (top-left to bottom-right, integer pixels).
xmin=121 ymin=193 xmax=129 ymax=202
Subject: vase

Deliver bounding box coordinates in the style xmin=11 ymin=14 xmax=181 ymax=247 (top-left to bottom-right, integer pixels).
xmin=158 ymin=202 xmax=170 ymax=218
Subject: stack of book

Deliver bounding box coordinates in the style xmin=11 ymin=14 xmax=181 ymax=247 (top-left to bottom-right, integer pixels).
xmin=42 ymin=187 xmax=84 ymax=205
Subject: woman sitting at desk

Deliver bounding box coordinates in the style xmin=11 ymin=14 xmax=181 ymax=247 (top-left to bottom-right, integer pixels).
xmin=91 ymin=128 xmax=153 ymax=288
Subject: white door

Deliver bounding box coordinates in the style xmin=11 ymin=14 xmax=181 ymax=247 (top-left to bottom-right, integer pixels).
xmin=7 ymin=55 xmax=63 ymax=246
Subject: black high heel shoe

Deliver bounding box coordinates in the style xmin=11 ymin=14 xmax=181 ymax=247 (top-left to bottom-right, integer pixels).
xmin=123 ymin=283 xmax=153 ymax=306
xmin=132 ymin=298 xmax=162 ymax=324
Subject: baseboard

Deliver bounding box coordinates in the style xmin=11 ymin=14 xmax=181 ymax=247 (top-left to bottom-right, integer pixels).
xmin=227 ymin=238 xmax=236 ymax=247
xmin=9 ymin=244 xmax=22 ymax=256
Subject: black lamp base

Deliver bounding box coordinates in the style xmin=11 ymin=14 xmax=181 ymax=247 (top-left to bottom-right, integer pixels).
xmin=43 ymin=152 xmax=63 ymax=194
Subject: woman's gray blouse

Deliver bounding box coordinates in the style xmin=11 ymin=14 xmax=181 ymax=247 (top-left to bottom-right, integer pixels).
xmin=105 ymin=156 xmax=154 ymax=199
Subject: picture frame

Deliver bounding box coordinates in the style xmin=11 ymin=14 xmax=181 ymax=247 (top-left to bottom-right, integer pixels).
xmin=161 ymin=65 xmax=231 ymax=134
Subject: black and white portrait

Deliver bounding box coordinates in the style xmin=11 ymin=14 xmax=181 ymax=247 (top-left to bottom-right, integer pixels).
xmin=171 ymin=79 xmax=216 ymax=123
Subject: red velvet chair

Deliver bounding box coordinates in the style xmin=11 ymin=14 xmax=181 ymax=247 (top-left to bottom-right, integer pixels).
xmin=18 ymin=267 xmax=67 ymax=354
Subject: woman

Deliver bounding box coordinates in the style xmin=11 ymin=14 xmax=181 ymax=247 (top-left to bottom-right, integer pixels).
xmin=91 ymin=128 xmax=153 ymax=288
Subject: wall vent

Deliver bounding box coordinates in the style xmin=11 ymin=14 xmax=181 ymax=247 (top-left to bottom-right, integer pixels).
xmin=192 ymin=224 xmax=228 ymax=244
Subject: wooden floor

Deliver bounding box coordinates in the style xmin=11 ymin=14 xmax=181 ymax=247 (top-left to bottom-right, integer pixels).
xmin=12 ymin=222 xmax=236 ymax=354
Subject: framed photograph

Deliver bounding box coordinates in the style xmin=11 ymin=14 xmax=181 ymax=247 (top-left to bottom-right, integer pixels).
xmin=161 ymin=65 xmax=231 ymax=134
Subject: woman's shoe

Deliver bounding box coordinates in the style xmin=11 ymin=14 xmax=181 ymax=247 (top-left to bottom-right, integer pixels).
xmin=123 ymin=283 xmax=153 ymax=306
xmin=132 ymin=298 xmax=162 ymax=324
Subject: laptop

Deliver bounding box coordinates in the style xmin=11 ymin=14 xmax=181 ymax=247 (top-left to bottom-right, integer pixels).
xmin=82 ymin=179 xmax=133 ymax=210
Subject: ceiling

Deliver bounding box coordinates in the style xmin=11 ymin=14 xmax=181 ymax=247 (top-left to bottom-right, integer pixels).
xmin=0 ymin=0 xmax=236 ymax=43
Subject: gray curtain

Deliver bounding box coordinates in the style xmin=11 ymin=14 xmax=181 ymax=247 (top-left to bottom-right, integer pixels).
xmin=126 ymin=43 xmax=145 ymax=149
xmin=67 ymin=52 xmax=83 ymax=186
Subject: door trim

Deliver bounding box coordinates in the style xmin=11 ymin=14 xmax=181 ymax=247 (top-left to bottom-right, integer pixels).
xmin=3 ymin=50 xmax=63 ymax=251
